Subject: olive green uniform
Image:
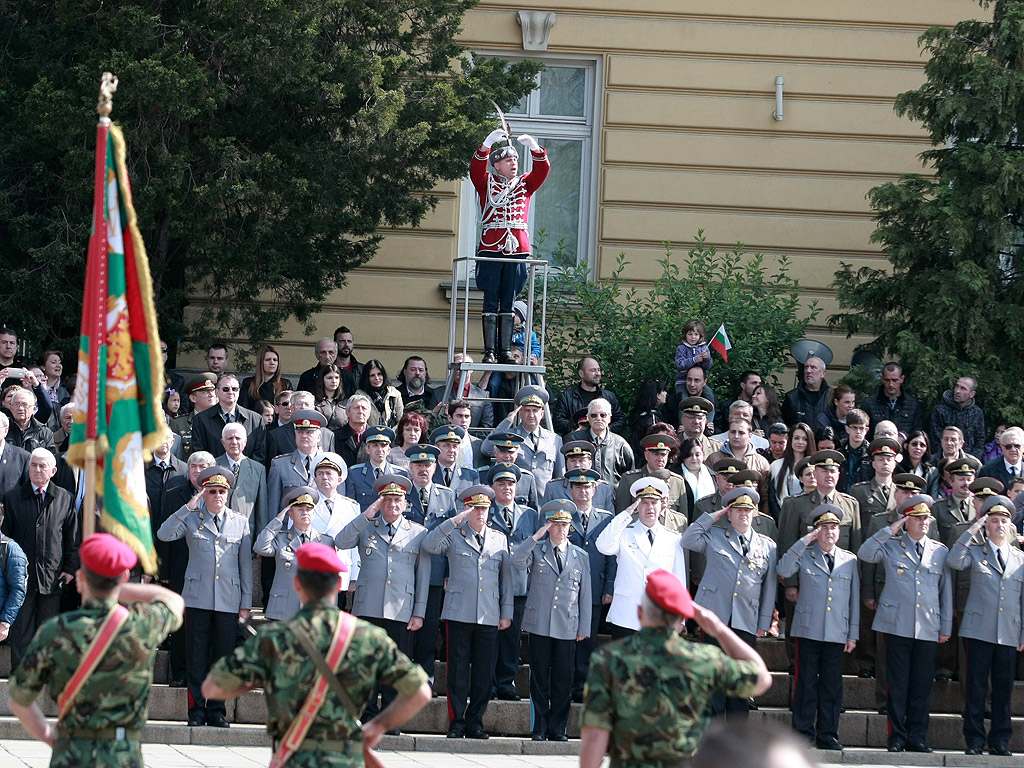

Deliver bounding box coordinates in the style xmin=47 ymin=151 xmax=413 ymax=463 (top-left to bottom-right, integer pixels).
xmin=9 ymin=597 xmax=182 ymax=768
xmin=581 ymin=626 xmax=761 ymax=764
xmin=210 ymin=602 xmax=427 ymax=767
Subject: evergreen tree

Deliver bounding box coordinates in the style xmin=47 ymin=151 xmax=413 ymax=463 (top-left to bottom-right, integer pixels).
xmin=0 ymin=0 xmax=540 ymax=357
xmin=831 ymin=0 xmax=1024 ymax=424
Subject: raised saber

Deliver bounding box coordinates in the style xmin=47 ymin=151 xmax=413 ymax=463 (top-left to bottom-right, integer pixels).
xmin=490 ymin=99 xmax=512 ymax=144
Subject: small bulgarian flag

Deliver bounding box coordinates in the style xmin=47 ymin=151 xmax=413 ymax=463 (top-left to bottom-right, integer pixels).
xmin=710 ymin=324 xmax=732 ymax=361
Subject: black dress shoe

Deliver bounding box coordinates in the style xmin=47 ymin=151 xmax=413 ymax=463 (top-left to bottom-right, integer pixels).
xmin=531 ymin=733 xmax=546 ymax=741
xmin=857 ymin=669 xmax=873 ymax=679
xmin=965 ymin=747 xmax=983 ymax=755
xmin=447 ymin=725 xmax=465 ymax=738
xmin=571 ymin=691 xmax=584 ymax=704
xmin=877 ymin=705 xmax=887 ymax=715
xmin=187 ymin=714 xmax=206 ymax=727
xmin=992 ymin=746 xmax=1014 ymax=756
xmin=495 ymin=689 xmax=521 ymax=701
xmin=935 ymin=673 xmax=952 ymax=683
xmin=815 ymin=739 xmax=843 ymax=751
xmin=888 ymin=742 xmax=905 ymax=753
xmin=169 ymin=678 xmax=187 ymax=688
xmin=548 ymin=734 xmax=568 ymax=742
xmin=906 ymin=742 xmax=932 ymax=753
xmin=385 ymin=728 xmax=401 ymax=736
xmin=207 ymin=714 xmax=230 ymax=728
xmin=465 ymin=727 xmax=489 ymax=740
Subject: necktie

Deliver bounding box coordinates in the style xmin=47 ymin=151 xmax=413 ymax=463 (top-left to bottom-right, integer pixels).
xmin=647 ymin=529 xmax=655 ymax=546
xmin=916 ymin=541 xmax=923 ymax=559
xmin=476 ymin=533 xmax=484 ymax=549
xmin=825 ymin=552 xmax=834 ymax=572
xmin=997 ymin=548 xmax=1006 ymax=571
xmin=581 ymin=512 xmax=589 ymax=535
xmin=740 ymin=536 xmax=749 ymax=557
xmin=1012 ymin=466 xmax=1018 ymax=477
xmin=387 ymin=523 xmax=395 ymax=539
xmin=325 ymin=499 xmax=333 ymax=517
xmin=420 ymin=488 xmax=428 ymax=509
xmin=444 ymin=468 xmax=452 ymax=487
xmin=531 ymin=433 xmax=539 ymax=451
xmin=231 ymin=461 xmax=239 ymax=476
xmin=375 ymin=467 xmax=382 ymax=480
xmin=504 ymin=507 xmax=513 ymax=530
xmin=304 ymin=456 xmax=310 ymax=478
xmin=555 ymin=547 xmax=564 ymax=573
xmin=960 ymin=500 xmax=969 ymax=518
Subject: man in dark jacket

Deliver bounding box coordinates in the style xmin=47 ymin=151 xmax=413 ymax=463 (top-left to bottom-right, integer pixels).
xmin=929 ymin=376 xmax=986 ymax=459
xmin=859 ymin=363 xmax=924 ymax=439
xmin=0 ymin=448 xmax=78 ymax=668
xmin=552 ymin=357 xmax=625 ymax=436
xmin=782 ymin=356 xmax=832 ymax=428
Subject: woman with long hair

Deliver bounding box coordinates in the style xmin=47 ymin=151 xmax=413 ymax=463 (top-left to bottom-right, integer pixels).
xmin=390 ymin=411 xmax=429 ymax=468
xmin=240 ymin=344 xmax=292 ymax=410
xmin=358 ymin=359 xmax=404 ymax=429
xmin=678 ymin=437 xmax=716 ymax=515
xmin=314 ymin=363 xmax=348 ymax=430
xmin=769 ymin=422 xmax=816 ymax=521
xmin=39 ymin=349 xmax=70 ymax=409
xmin=898 ymin=430 xmax=934 ymax=480
xmin=750 ymin=383 xmax=782 ymax=438
xmin=628 ymin=379 xmax=668 ymax=453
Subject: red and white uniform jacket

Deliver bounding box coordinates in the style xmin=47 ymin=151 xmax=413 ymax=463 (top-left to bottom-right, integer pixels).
xmin=470 ymin=144 xmax=550 ymax=255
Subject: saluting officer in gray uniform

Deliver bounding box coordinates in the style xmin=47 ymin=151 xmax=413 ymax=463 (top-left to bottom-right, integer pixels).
xmin=253 ymin=485 xmax=332 ymax=620
xmin=858 ymin=493 xmax=952 ymax=754
xmin=335 ymin=473 xmax=431 ymax=725
xmin=513 ymin=499 xmax=592 ymax=742
xmin=483 ymin=385 xmax=564 ymax=495
xmin=778 ymin=505 xmax=859 ymax=751
xmin=948 ymin=495 xmax=1024 ymax=757
xmin=681 ymin=486 xmax=777 ymax=718
xmin=543 ymin=440 xmax=615 ymax=511
xmin=422 ymin=485 xmax=514 ymax=740
xmin=157 ymin=466 xmax=252 ymax=728
xmin=479 ymin=432 xmax=543 ymax=511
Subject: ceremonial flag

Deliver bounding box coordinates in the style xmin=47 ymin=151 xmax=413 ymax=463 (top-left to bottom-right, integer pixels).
xmin=67 ymin=79 xmax=168 ymax=573
xmin=710 ymin=324 xmax=732 ymax=361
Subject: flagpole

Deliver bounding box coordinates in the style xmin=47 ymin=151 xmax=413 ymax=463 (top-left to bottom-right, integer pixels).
xmin=82 ymin=74 xmax=118 ymax=540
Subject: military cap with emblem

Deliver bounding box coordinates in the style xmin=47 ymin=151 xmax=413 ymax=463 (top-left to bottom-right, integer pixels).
xmin=947 ymin=455 xmax=982 ymax=475
xmin=515 ymin=384 xmax=549 ymax=407
xmin=630 ymin=476 xmax=669 ymax=499
xmin=811 ymin=504 xmax=843 ymax=527
xmin=461 ymin=484 xmax=495 ymax=508
xmin=295 ymin=542 xmax=349 ymax=574
xmin=868 ymin=437 xmax=902 ymax=458
xmin=406 ymin=443 xmax=440 ymax=463
xmin=722 ymin=486 xmax=760 ymax=509
xmin=431 ymin=424 xmax=466 ymax=444
xmin=811 ymin=449 xmax=844 ymax=469
xmin=561 ymin=440 xmax=595 ymax=458
xmin=794 ymin=457 xmax=813 ymax=478
xmin=363 ymin=425 xmax=396 ymax=444
xmin=892 ymin=472 xmax=927 ymax=492
xmin=490 ymin=432 xmax=525 ymax=451
xmin=645 ymin=569 xmax=695 ymax=618
xmin=315 ymin=452 xmax=346 ymax=475
xmin=731 ymin=469 xmax=761 ymax=488
xmin=678 ymin=396 xmax=714 ymax=416
xmin=198 ymin=466 xmax=234 ymax=489
xmin=898 ymin=493 xmax=934 ymax=517
xmin=489 ymin=142 xmax=519 ymax=164
xmin=566 ymin=468 xmax=601 ymax=485
xmin=640 ymin=433 xmax=678 ymax=453
xmin=186 ymin=372 xmax=217 ymax=394
xmin=487 ymin=462 xmax=521 ymax=484
xmin=374 ymin=474 xmax=413 ymax=496
xmin=80 ymin=533 xmax=137 ymax=577
xmin=291 ymin=409 xmax=325 ymax=430
xmin=572 ymin=408 xmax=589 ymax=427
xmin=540 ymin=499 xmax=576 ymax=524
xmin=981 ymin=494 xmax=1014 ymax=517
xmin=713 ymin=457 xmax=746 ymax=475
xmin=282 ymin=485 xmax=320 ymax=511
xmin=970 ymin=476 xmax=1005 ymax=497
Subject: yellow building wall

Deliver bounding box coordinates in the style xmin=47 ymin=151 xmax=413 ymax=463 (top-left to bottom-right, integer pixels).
xmin=183 ymin=1 xmax=982 ymax=387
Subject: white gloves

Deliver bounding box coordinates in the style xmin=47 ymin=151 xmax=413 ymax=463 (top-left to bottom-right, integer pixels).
xmin=518 ymin=134 xmax=540 ymax=152
xmin=483 ymin=129 xmax=507 ymax=148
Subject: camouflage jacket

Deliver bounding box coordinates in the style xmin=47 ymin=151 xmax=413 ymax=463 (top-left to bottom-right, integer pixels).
xmin=9 ymin=596 xmax=181 ymax=768
xmin=581 ymin=626 xmax=760 ymax=763
xmin=210 ymin=602 xmax=427 ymax=743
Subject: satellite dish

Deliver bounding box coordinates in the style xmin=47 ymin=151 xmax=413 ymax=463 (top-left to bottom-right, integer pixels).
xmin=850 ymin=350 xmax=882 ymax=375
xmin=789 ymin=339 xmax=833 ymax=366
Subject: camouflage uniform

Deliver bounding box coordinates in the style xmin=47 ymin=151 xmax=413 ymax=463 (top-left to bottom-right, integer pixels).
xmin=210 ymin=602 xmax=427 ymax=767
xmin=581 ymin=627 xmax=761 ymax=764
xmin=8 ymin=597 xmax=181 ymax=768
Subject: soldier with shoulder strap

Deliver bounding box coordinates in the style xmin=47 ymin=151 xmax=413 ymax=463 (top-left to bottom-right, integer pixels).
xmin=8 ymin=533 xmax=184 ymax=768
xmin=204 ymin=542 xmax=431 ymax=767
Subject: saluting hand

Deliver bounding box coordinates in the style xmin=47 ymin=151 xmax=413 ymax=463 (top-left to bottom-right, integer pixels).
xmin=533 ymin=522 xmax=552 ymax=541
xmin=187 ymin=490 xmax=203 ymax=511
xmin=801 ymin=531 xmax=816 ymax=545
xmin=969 ymin=513 xmax=988 ymax=534
xmin=364 ymin=498 xmax=382 ymax=521
xmin=453 ymin=509 xmax=471 ymax=525
xmin=712 ymin=506 xmax=729 ymax=521
xmin=889 ymin=515 xmax=909 ymax=535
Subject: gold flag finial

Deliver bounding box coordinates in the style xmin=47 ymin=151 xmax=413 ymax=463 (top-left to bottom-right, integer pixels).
xmin=97 ymin=72 xmax=118 ymax=118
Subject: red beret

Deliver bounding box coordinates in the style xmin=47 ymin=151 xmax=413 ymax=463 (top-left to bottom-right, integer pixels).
xmin=645 ymin=569 xmax=694 ymax=619
xmin=80 ymin=533 xmax=137 ymax=577
xmin=295 ymin=542 xmax=348 ymax=574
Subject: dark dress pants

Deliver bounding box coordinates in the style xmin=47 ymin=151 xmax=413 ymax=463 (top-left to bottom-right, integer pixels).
xmin=492 ymin=595 xmax=526 ymax=694
xmin=363 ymin=617 xmax=413 ymax=719
xmin=413 ymin=584 xmax=444 ymax=680
xmin=885 ymin=633 xmax=937 ymax=747
xmin=446 ymin=620 xmax=498 ymax=730
xmin=529 ymin=634 xmax=575 ymax=738
xmin=792 ymin=637 xmax=844 ymax=743
xmin=709 ymin=628 xmax=756 ymax=717
xmin=572 ymin=605 xmax=603 ymax=697
xmin=963 ymin=637 xmax=1016 ymax=750
xmin=185 ymin=608 xmax=238 ymax=720
xmin=10 ymin=591 xmax=61 ymax=669
xmin=476 ymin=251 xmax=527 ymax=313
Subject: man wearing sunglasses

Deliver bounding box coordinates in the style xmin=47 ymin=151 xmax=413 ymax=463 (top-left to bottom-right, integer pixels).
xmin=979 ymin=426 xmax=1024 ymax=489
xmin=191 ymin=373 xmax=266 ymax=464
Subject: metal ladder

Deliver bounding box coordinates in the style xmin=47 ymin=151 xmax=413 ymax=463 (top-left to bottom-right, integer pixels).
xmin=439 ymin=255 xmax=553 ymax=432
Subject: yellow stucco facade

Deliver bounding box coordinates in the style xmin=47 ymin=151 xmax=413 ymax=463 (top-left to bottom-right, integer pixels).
xmin=184 ymin=1 xmax=982 ymax=385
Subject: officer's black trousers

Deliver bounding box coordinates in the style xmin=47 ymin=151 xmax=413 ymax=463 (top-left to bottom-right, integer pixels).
xmin=447 ymin=621 xmax=498 ymax=730
xmin=413 ymin=584 xmax=444 ymax=679
xmin=364 ymin=617 xmax=413 ymax=719
xmin=572 ymin=605 xmax=603 ymax=697
xmin=528 ymin=634 xmax=575 ymax=738
xmin=963 ymin=637 xmax=1015 ymax=750
xmin=185 ymin=608 xmax=237 ymax=720
xmin=792 ymin=637 xmax=844 ymax=743
xmin=885 ymin=633 xmax=937 ymax=747
xmin=492 ymin=595 xmax=526 ymax=693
